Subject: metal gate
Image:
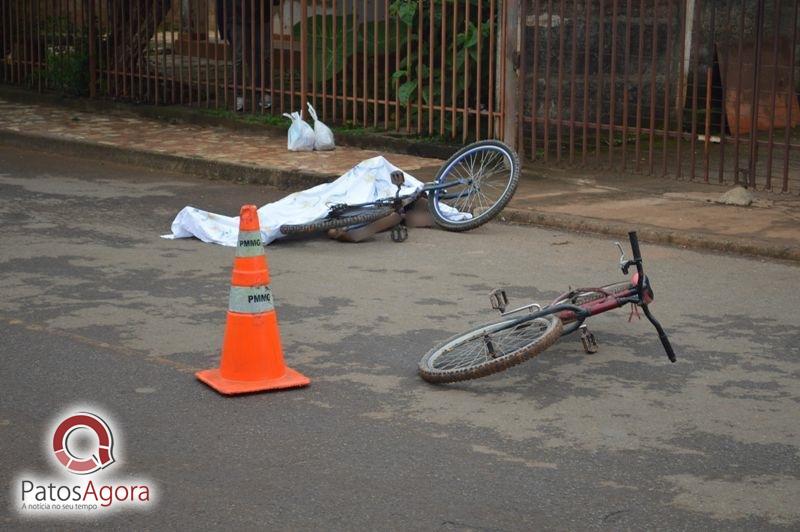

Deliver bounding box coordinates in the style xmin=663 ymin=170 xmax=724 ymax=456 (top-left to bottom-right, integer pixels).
xmin=516 ymin=0 xmax=800 ymax=193
xmin=0 ymin=0 xmax=508 ymax=142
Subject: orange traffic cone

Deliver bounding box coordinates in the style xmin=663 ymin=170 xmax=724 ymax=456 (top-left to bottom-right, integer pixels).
xmin=196 ymin=205 xmax=310 ymax=395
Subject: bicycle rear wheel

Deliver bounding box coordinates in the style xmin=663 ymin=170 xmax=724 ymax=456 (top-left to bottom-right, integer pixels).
xmin=418 ymin=314 xmax=562 ymax=384
xmin=428 ymin=140 xmax=520 ymax=232
xmin=279 ymin=205 xmax=395 ymax=235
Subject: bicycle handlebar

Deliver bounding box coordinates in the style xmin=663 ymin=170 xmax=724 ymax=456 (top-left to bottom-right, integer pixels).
xmin=628 ymin=231 xmax=642 ymax=261
xmin=627 ymin=231 xmax=677 ymax=363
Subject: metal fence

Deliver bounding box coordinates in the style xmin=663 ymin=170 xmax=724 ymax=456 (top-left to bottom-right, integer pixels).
xmin=2 ymin=1 xmax=799 ymax=193
xmin=0 ymin=0 xmax=507 ymax=141
xmin=517 ymin=0 xmax=800 ymax=193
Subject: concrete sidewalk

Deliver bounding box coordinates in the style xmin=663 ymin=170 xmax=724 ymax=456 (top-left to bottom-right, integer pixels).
xmin=1 ymin=92 xmax=798 ymax=261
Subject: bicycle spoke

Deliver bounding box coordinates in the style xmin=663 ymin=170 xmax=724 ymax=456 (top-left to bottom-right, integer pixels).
xmin=431 ymin=319 xmax=551 ymax=371
xmin=437 ymin=147 xmax=512 ymax=217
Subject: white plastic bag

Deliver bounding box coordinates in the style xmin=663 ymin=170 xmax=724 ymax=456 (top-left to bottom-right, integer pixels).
xmin=283 ymin=111 xmax=315 ymax=151
xmin=307 ymin=102 xmax=335 ymax=151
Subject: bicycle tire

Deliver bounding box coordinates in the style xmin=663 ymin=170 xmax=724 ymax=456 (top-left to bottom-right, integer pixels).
xmin=418 ymin=314 xmax=563 ymax=384
xmin=428 ymin=140 xmax=520 ymax=232
xmin=279 ymin=206 xmax=395 ymax=235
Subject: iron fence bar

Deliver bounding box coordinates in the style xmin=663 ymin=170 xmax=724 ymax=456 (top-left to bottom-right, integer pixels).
xmin=663 ymin=0 xmax=673 ymax=177
xmin=291 ymin=0 xmax=297 ymax=114
xmin=581 ymin=0 xmax=590 ymax=163
xmin=689 ymin=1 xmax=701 ymax=181
xmin=394 ymin=0 xmax=400 ymax=131
xmin=177 ymin=0 xmax=184 ymax=103
xmin=748 ymin=0 xmax=765 ymax=188
xmin=88 ymin=0 xmax=96 ymax=97
xmin=543 ymin=0 xmax=552 ymax=162
xmin=621 ymin=0 xmax=632 ymax=168
xmin=138 ymin=0 xmax=143 ymax=100
xmin=385 ymin=0 xmax=390 ymax=130
xmin=373 ymin=0 xmax=378 ymax=128
xmin=125 ymin=2 xmax=131 ymax=98
xmin=260 ymin=0 xmax=265 ymax=113
xmin=475 ymin=0 xmax=482 ymax=139
xmin=595 ymin=0 xmax=604 ymax=162
xmin=36 ymin=0 xmax=43 ymax=92
xmin=395 ymin=0 xmax=400 ymax=131
xmin=1 ymin=1 xmax=5 ymax=84
xmin=354 ymin=0 xmax=359 ymax=125
xmin=153 ymin=0 xmax=160 ymax=105
xmin=367 ymin=0 xmax=372 ymax=128
xmin=211 ymin=0 xmax=217 ymax=108
xmin=341 ymin=0 xmax=347 ymax=123
xmin=765 ymin=0 xmax=782 ymax=189
xmin=674 ymin=0 xmax=687 ymax=178
xmin=449 ymin=0 xmax=456 ymax=137
xmin=499 ymin=0 xmax=507 ymax=138
xmin=23 ymin=0 xmax=29 ymax=86
xmin=221 ymin=0 xmax=228 ymax=108
xmin=440 ymin=0 xmax=447 ymax=135
xmin=205 ymin=0 xmax=210 ymax=108
xmin=487 ymin=0 xmax=495 ymax=138
xmin=555 ymin=0 xmax=565 ymax=161
xmin=14 ymin=0 xmax=19 ymax=85
xmin=703 ymin=2 xmax=716 ymax=183
xmin=147 ymin=0 xmax=153 ymax=102
xmin=462 ymin=0 xmax=469 ymax=141
xmin=732 ymin=0 xmax=744 ymax=184
xmin=634 ymin=0 xmax=644 ymax=172
xmin=301 ymin=0 xmax=308 ymax=117
xmin=648 ymin=0 xmax=658 ymax=176
xmin=278 ymin=0 xmax=286 ymax=114
xmin=608 ymin=0 xmax=618 ymax=165
xmin=19 ymin=0 xmax=25 ymax=87
xmin=783 ymin=0 xmax=798 ymax=192
xmin=532 ymin=0 xmax=541 ymax=160
xmin=170 ymin=0 xmax=176 ymax=102
xmin=568 ymin=0 xmax=578 ymax=163
xmin=718 ymin=0 xmax=730 ymax=184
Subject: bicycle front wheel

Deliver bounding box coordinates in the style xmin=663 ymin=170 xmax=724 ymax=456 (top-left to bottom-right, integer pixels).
xmin=428 ymin=140 xmax=520 ymax=232
xmin=279 ymin=205 xmax=395 ymax=235
xmin=418 ymin=314 xmax=562 ymax=384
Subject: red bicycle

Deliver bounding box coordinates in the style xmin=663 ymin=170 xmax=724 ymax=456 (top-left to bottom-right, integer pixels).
xmin=418 ymin=231 xmax=676 ymax=383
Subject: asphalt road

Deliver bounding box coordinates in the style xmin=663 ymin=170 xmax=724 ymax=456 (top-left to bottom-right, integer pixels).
xmin=1 ymin=146 xmax=799 ymax=530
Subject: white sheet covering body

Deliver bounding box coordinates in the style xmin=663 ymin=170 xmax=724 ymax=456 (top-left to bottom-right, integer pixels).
xmin=165 ymin=156 xmax=444 ymax=247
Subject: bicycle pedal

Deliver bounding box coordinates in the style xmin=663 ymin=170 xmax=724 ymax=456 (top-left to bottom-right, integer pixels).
xmin=579 ymin=324 xmax=599 ymax=354
xmin=390 ymin=224 xmax=408 ymax=242
xmin=489 ymin=288 xmax=509 ymax=313
xmin=390 ymin=170 xmax=406 ymax=187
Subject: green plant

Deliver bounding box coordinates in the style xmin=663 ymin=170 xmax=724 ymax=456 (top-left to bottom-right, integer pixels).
xmin=292 ymin=0 xmax=496 ymax=136
xmin=40 ymin=48 xmax=90 ymax=96
xmin=390 ymin=0 xmax=490 ymax=107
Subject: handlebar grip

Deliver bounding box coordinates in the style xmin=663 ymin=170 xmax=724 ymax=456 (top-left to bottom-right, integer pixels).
xmin=628 ymin=231 xmax=641 ymax=261
xmin=659 ymin=332 xmax=677 ymax=363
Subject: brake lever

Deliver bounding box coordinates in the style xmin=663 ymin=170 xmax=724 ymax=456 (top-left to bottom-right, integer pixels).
xmin=614 ymin=242 xmax=629 ymax=274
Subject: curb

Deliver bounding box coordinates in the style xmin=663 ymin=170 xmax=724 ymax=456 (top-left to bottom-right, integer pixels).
xmin=1 ymin=127 xmax=796 ymax=263
xmin=0 ymin=129 xmax=333 ymax=190
xmin=502 ymin=208 xmax=800 ymax=263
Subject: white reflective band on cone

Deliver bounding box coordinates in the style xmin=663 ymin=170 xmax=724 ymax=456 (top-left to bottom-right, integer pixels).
xmin=228 ymin=285 xmax=274 ymax=314
xmin=236 ymin=230 xmax=264 ymax=257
